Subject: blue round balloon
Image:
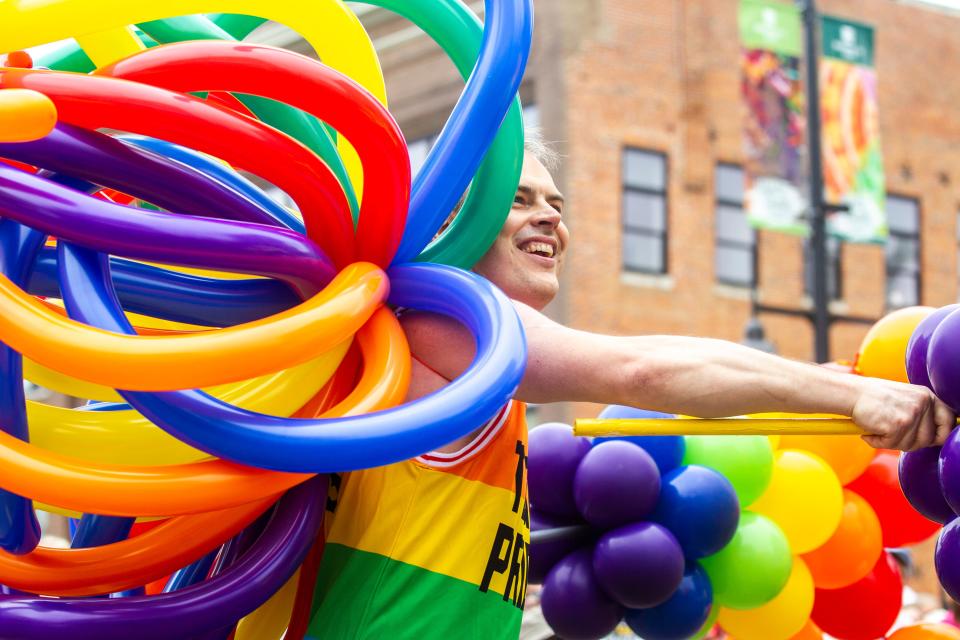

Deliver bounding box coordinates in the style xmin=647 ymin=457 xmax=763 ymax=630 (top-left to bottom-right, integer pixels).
xmin=594 ymin=405 xmax=685 ymax=475
xmin=624 ymin=563 xmax=713 ymax=640
xmin=652 ymin=465 xmax=739 ymax=559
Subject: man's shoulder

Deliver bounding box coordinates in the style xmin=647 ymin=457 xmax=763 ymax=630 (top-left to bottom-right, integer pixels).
xmin=397 ymin=310 xmax=476 ymax=382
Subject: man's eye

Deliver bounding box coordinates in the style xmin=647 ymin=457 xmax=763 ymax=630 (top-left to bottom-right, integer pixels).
xmin=513 ymin=196 xmax=526 ymax=205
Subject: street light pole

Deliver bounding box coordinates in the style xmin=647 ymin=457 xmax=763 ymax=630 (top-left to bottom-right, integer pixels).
xmin=799 ymin=0 xmax=831 ymax=363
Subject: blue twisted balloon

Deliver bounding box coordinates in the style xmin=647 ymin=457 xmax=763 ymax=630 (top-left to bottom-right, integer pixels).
xmin=393 ymin=0 xmax=533 ymax=262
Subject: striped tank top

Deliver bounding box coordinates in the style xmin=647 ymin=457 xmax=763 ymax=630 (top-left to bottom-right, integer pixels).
xmin=307 ymin=401 xmax=530 ymax=639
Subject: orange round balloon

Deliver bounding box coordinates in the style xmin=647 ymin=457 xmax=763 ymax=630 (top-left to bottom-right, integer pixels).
xmin=888 ymin=623 xmax=960 ymax=640
xmin=802 ymin=489 xmax=883 ymax=589
xmin=855 ymin=306 xmax=934 ymax=382
xmin=777 ymin=434 xmax=876 ymax=485
xmin=788 ymin=620 xmax=823 ymax=640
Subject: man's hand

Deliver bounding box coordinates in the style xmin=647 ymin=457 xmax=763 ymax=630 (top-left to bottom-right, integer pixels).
xmin=852 ymin=379 xmax=956 ymax=451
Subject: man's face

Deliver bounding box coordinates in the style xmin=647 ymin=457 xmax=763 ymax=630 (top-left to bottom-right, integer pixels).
xmin=473 ymin=152 xmax=569 ymax=310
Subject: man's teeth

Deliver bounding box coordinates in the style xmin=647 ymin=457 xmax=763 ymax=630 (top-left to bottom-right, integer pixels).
xmin=523 ymin=242 xmax=554 ymax=257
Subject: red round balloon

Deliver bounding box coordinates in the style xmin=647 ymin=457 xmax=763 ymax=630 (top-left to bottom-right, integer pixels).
xmin=810 ymin=552 xmax=902 ymax=640
xmin=846 ymin=450 xmax=941 ymax=547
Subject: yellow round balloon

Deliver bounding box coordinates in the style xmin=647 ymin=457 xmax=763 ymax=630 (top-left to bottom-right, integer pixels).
xmin=752 ymin=413 xmax=875 ymax=485
xmin=855 ymin=306 xmax=935 ymax=382
xmin=776 ymin=433 xmax=875 ymax=485
xmin=750 ymin=450 xmax=843 ymax=554
xmin=718 ymin=556 xmax=814 ymax=640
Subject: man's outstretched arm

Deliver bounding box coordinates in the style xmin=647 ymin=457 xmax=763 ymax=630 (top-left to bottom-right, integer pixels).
xmin=400 ymin=303 xmax=955 ymax=451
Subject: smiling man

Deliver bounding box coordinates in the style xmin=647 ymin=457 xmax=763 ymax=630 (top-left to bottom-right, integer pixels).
xmin=307 ymin=140 xmax=955 ymax=640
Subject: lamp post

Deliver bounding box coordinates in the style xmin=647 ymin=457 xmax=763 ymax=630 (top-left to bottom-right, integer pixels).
xmin=799 ymin=0 xmax=831 ymax=363
xmin=741 ymin=316 xmax=778 ymax=354
xmin=753 ymin=0 xmax=879 ymax=361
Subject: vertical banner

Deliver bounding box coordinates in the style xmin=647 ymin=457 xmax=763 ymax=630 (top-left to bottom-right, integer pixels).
xmin=739 ymin=0 xmax=808 ymax=235
xmin=820 ymin=16 xmax=887 ymax=242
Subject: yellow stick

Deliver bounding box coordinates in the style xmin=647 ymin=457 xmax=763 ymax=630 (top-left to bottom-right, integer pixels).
xmin=574 ymin=418 xmax=866 ymax=437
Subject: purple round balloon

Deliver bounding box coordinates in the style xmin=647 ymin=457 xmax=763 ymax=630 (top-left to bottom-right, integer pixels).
xmin=900 ymin=446 xmax=955 ymax=524
xmin=574 ymin=441 xmax=660 ymax=528
xmin=530 ymin=509 xmax=587 ymax=585
xmin=0 ymin=476 xmax=325 ymax=640
xmin=940 ymin=429 xmax=960 ymax=515
xmin=907 ymin=304 xmax=959 ymax=389
xmin=927 ymin=308 xmax=960 ymax=412
xmin=936 ymin=517 xmax=960 ymax=602
xmin=541 ymin=548 xmax=624 ymax=640
xmin=529 ymin=423 xmax=593 ymax=518
xmin=593 ymin=522 xmax=684 ymax=609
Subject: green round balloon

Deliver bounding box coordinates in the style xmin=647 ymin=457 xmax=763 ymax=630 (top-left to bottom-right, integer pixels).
xmin=682 ymin=435 xmax=773 ymax=507
xmin=699 ymin=511 xmax=792 ymax=610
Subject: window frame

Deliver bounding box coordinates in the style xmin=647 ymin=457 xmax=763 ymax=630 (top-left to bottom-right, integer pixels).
xmin=885 ymin=193 xmax=922 ymax=310
xmin=621 ymin=147 xmax=669 ymax=275
xmin=714 ymin=162 xmax=756 ymax=288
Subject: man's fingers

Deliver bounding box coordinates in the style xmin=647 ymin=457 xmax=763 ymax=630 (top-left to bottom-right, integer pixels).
xmin=862 ymin=434 xmax=885 ymax=449
xmin=934 ymin=400 xmax=957 ymax=446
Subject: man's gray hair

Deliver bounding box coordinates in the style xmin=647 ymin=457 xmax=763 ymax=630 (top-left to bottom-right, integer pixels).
xmin=436 ymin=126 xmax=561 ymax=237
xmin=524 ymin=125 xmax=561 ymax=172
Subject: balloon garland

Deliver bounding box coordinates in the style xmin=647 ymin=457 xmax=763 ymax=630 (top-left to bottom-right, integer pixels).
xmin=0 ymin=0 xmax=533 ymax=635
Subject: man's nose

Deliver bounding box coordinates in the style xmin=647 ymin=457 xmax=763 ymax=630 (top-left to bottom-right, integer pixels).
xmin=531 ymin=204 xmax=562 ymax=229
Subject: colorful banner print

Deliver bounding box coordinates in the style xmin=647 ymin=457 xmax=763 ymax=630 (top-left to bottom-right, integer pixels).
xmin=820 ymin=16 xmax=887 ymax=243
xmin=739 ymin=0 xmax=809 ymax=235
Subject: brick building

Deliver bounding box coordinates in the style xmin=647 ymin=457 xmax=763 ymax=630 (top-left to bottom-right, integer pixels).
xmin=255 ymin=0 xmax=960 ymax=603
xmin=260 ymin=0 xmax=960 ymax=426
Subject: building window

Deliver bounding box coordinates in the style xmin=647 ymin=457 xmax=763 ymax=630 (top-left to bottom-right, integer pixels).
xmin=622 ymin=148 xmax=668 ymax=274
xmin=886 ymin=194 xmax=921 ymax=309
xmin=803 ymin=237 xmax=842 ymax=301
xmin=714 ymin=164 xmax=755 ymax=287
